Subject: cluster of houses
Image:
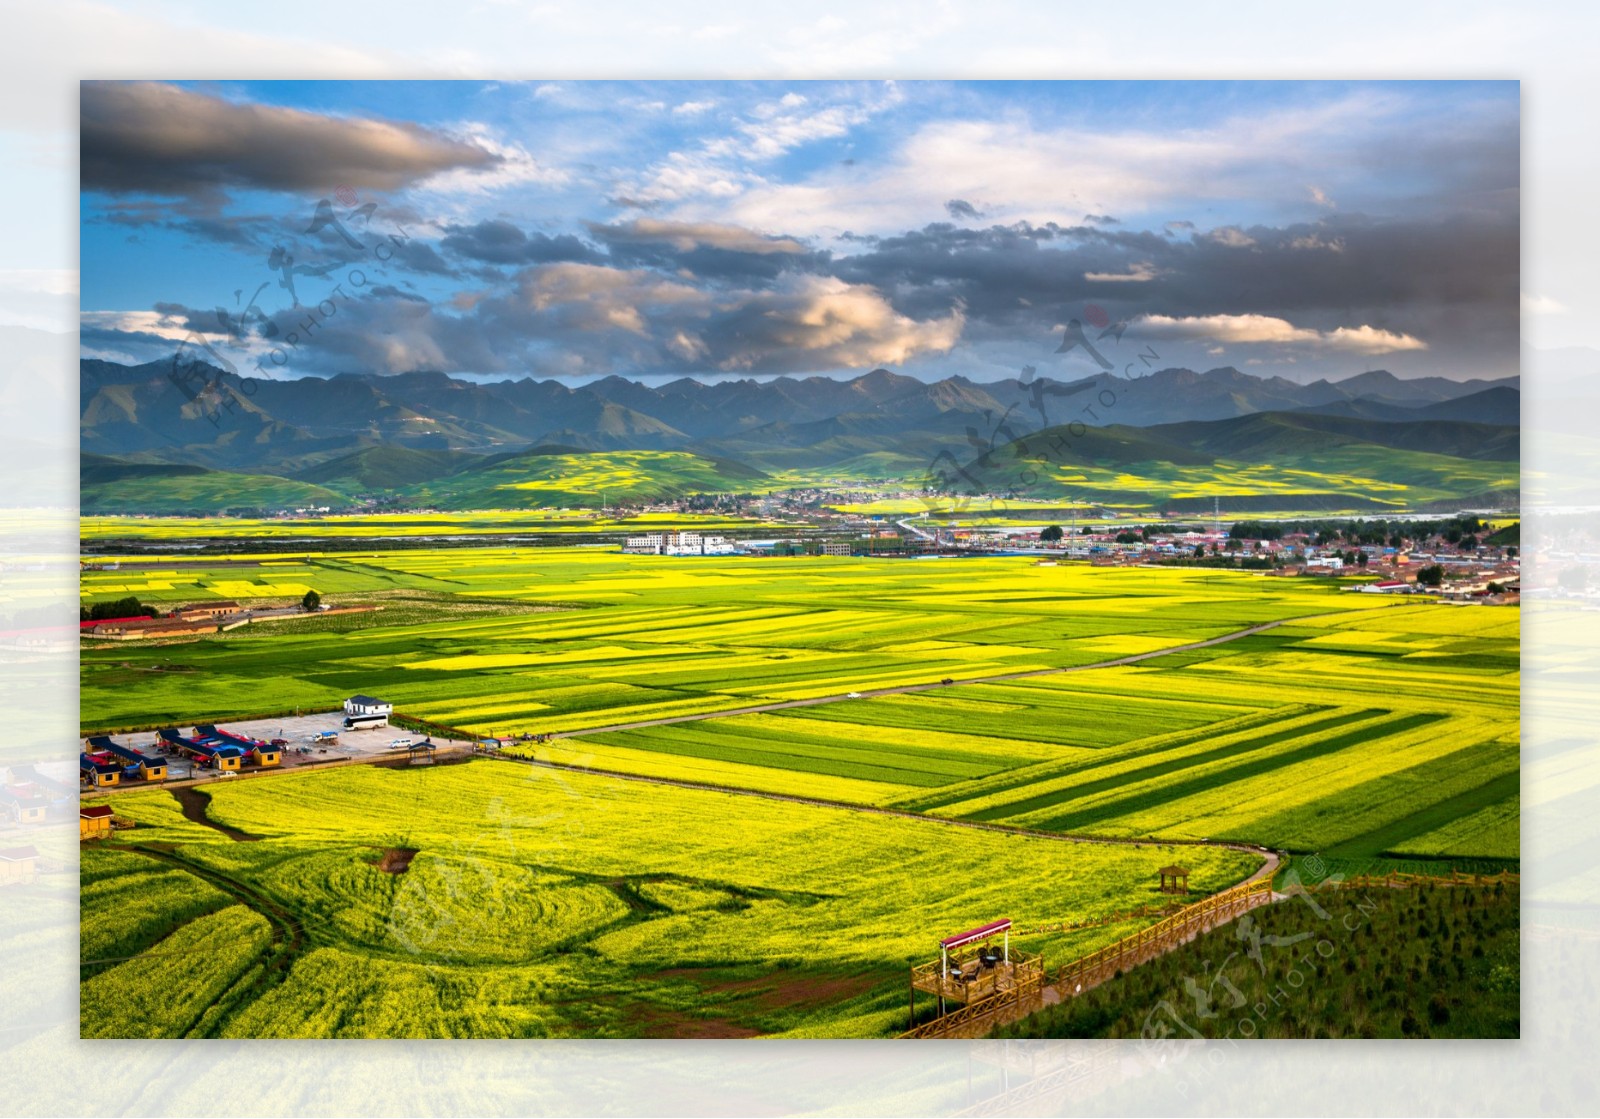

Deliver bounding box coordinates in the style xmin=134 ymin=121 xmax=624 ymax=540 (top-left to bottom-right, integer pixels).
xmin=621 ymin=530 xmax=740 ymax=556
xmin=80 ymin=600 xmax=246 ymax=640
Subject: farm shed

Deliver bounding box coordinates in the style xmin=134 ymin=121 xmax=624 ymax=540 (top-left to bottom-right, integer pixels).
xmin=79 ymin=805 xmax=114 ymax=840
xmin=0 ymin=846 xmax=38 ymax=885
xmin=173 ymin=600 xmax=242 ymax=620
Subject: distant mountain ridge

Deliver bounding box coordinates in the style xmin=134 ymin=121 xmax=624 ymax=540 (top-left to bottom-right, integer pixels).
xmin=80 ymin=358 xmax=1518 ymax=477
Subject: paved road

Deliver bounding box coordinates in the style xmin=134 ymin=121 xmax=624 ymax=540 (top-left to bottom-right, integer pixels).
xmin=558 ymin=619 xmax=1288 ymax=738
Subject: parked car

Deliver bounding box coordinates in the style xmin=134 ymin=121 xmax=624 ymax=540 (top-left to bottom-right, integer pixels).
xmin=846 ymin=691 xmax=862 ymax=699
xmin=218 ymin=771 xmax=238 ymax=779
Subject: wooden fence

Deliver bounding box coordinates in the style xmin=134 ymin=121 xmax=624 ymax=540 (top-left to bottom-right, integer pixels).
xmin=1054 ymin=878 xmax=1273 ymax=999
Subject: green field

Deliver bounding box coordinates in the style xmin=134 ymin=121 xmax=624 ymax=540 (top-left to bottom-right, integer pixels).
xmin=80 ymin=764 xmax=1261 ymax=1038
xmin=80 ymin=510 xmax=789 ymax=543
xmin=79 ymin=548 xmax=1519 ymax=1037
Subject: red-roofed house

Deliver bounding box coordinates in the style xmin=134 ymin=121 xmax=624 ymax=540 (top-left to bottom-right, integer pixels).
xmin=80 ymin=804 xmax=114 ymax=841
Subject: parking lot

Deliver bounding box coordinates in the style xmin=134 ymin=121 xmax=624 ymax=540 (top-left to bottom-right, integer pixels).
xmin=107 ymin=711 xmax=475 ymax=784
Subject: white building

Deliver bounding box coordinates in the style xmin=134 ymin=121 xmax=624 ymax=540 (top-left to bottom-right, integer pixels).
xmin=622 ymin=531 xmax=738 ymax=556
xmin=344 ymin=695 xmax=392 ymax=729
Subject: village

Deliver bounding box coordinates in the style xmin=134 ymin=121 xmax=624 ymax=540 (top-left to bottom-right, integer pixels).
xmin=617 ymin=494 xmax=1522 ymax=604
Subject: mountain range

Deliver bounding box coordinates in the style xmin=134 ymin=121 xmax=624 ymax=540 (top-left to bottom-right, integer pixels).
xmin=79 ymin=359 xmax=1520 ymax=515
xmin=81 ymin=359 xmax=1518 ymax=472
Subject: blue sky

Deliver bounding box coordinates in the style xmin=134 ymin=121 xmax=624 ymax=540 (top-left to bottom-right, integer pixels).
xmin=80 ymin=79 xmax=1519 ymax=384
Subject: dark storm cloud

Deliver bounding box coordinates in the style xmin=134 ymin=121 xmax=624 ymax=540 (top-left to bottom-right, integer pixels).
xmin=586 ymin=218 xmax=832 ymax=284
xmin=944 ymin=199 xmax=983 ymax=220
xmin=439 ymin=220 xmax=602 ymax=266
xmin=827 ymin=211 xmax=1518 ymax=357
xmin=81 ymin=82 xmax=502 ymax=198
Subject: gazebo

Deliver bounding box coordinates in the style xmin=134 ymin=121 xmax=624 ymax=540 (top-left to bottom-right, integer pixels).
xmin=1158 ymin=865 xmax=1191 ymax=894
xmin=908 ymin=918 xmax=1045 ymax=1027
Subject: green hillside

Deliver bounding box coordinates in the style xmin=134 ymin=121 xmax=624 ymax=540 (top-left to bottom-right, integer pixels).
xmin=81 ymin=455 xmax=351 ymax=514
xmin=1143 ymin=412 xmax=1519 ymax=463
xmin=961 ymin=418 xmax=1519 ymax=512
xmin=296 ymin=446 xmax=485 ymax=491
xmin=402 ymin=448 xmax=770 ymax=509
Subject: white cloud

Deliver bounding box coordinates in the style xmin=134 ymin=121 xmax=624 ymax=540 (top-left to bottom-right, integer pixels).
xmin=1084 ymin=262 xmax=1158 ymax=282
xmin=456 ymin=265 xmax=964 ymax=376
xmin=1310 ymin=185 xmax=1336 ymax=208
xmin=1204 ymin=226 xmax=1257 ymax=248
xmin=1522 ymin=292 xmax=1567 ymax=315
xmin=1288 ymin=232 xmax=1345 ymax=252
xmin=80 ymin=308 xmax=205 ymax=342
xmin=1138 ymin=313 xmax=1427 ymax=354
xmin=672 ymin=100 xmax=717 ymax=116
xmin=599 ymin=218 xmax=808 ymax=255
xmin=708 ymin=273 xmax=964 ymax=371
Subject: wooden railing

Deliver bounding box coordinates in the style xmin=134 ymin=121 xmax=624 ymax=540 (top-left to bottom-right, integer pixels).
xmin=1055 ymin=878 xmax=1272 ymax=997
xmin=901 ymin=967 xmax=1047 ymax=1040
xmin=899 ymin=877 xmax=1274 ymax=1040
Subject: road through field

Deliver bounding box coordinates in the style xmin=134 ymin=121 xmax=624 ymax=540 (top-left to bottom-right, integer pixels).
xmin=557 ymin=619 xmax=1290 ymax=738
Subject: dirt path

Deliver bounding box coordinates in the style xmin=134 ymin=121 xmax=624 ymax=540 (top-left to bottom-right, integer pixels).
xmin=170 ymin=786 xmax=262 ymax=841
xmin=557 ymin=620 xmax=1288 ymax=738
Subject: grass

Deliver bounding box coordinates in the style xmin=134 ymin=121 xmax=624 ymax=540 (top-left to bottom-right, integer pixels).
xmin=992 ymin=880 xmax=1519 ymax=1039
xmin=82 ymin=763 xmax=1261 ymax=1038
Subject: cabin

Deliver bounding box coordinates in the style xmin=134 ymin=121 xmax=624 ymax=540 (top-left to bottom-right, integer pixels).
xmin=79 ymin=805 xmax=114 ymax=840
xmin=0 ymin=787 xmax=47 ymax=824
xmin=157 ymin=729 xmax=243 ymax=772
xmin=344 ymin=695 xmax=392 ymax=730
xmin=79 ymin=753 xmax=121 ymax=788
xmin=0 ymin=846 xmax=38 ymax=885
xmin=88 ymin=735 xmax=167 ymax=781
xmin=196 ymin=726 xmax=281 ymax=768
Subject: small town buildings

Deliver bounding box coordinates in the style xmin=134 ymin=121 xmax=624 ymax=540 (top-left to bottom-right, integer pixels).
xmin=622 ymin=531 xmax=738 ymax=556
